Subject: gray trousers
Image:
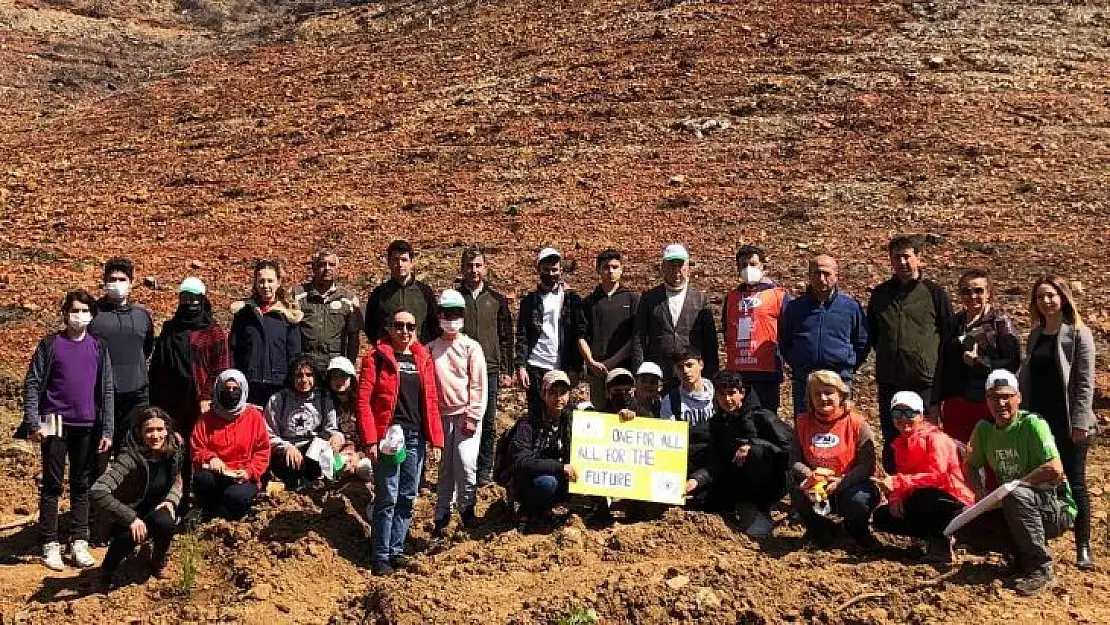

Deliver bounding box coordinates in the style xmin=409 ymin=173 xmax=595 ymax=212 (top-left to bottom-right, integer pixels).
xmin=957 ymin=483 xmax=1073 ymax=574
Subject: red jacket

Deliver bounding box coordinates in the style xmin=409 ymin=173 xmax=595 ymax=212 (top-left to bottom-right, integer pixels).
xmin=357 ymin=339 xmax=445 ymax=448
xmin=889 ymin=422 xmax=974 ymax=507
xmin=190 ymin=405 xmax=271 ymax=486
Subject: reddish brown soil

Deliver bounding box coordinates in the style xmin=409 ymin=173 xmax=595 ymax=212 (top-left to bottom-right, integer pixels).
xmin=1 ymin=0 xmax=1109 ymax=623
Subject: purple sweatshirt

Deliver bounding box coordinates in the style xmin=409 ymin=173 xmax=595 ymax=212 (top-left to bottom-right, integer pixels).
xmin=40 ymin=334 xmax=100 ymax=427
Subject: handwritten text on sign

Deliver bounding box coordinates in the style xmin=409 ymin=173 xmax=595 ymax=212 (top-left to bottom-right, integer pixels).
xmin=568 ymin=411 xmax=688 ymax=505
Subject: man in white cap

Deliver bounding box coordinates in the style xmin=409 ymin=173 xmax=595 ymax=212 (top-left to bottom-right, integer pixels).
xmin=632 ymin=244 xmax=719 ymax=389
xmin=633 ymin=362 xmax=664 ymax=417
xmin=957 ymin=369 xmax=1077 ymax=596
xmin=294 ymin=249 xmax=362 ymax=374
xmin=514 ymin=247 xmax=583 ymax=416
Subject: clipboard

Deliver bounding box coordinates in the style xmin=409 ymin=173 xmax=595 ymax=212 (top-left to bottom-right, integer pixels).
xmin=943 ymin=480 xmax=1021 ymax=536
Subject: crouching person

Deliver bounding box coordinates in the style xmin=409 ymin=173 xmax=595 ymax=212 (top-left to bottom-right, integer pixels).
xmin=871 ymin=391 xmax=974 ymax=564
xmin=264 ymin=355 xmax=343 ymax=490
xmin=789 ymin=370 xmax=880 ymax=548
xmin=708 ymin=371 xmax=793 ymax=537
xmin=956 ymin=370 xmax=1076 ymax=596
xmin=91 ymin=407 xmax=182 ymax=587
xmin=190 ymin=370 xmax=270 ymax=521
xmin=507 ymin=370 xmax=576 ymax=530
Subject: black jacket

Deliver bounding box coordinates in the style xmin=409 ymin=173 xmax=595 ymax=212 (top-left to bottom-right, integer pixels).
xmin=90 ymin=429 xmax=184 ymax=525
xmin=459 ymin=282 xmax=514 ymax=374
xmin=514 ymin=285 xmax=584 ymax=373
xmin=703 ymin=392 xmax=793 ymax=488
xmin=577 ymin=285 xmax=640 ymax=370
xmin=89 ymin=299 xmax=154 ymax=396
xmin=508 ymin=407 xmax=573 ymax=488
xmin=364 ymin=276 xmax=438 ymax=344
xmin=937 ymin=308 xmax=1021 ymax=403
xmin=229 ymin=301 xmax=303 ymax=387
xmin=632 ymin=284 xmax=719 ymax=381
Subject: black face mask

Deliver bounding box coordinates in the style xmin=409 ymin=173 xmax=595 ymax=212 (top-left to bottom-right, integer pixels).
xmin=219 ymin=388 xmax=243 ymax=407
xmin=608 ymin=393 xmax=633 ymax=410
xmin=539 ymin=273 xmax=559 ymax=288
xmin=181 ymin=303 xmax=203 ymax=316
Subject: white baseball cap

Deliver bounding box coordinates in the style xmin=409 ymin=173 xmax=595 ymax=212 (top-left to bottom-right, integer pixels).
xmin=890 ymin=391 xmax=925 ymax=414
xmin=327 ymin=356 xmax=357 ymax=377
xmin=536 ymin=247 xmax=562 ymax=264
xmin=605 ymin=368 xmax=635 ymax=386
xmin=662 ymin=244 xmax=689 ymax=262
xmin=635 ymin=362 xmax=664 ymax=379
xmin=179 ymin=277 xmax=206 ymax=296
xmin=541 ymin=369 xmax=571 ymax=390
xmin=985 ymin=369 xmax=1019 ymax=392
xmin=438 ymin=289 xmax=466 ymax=309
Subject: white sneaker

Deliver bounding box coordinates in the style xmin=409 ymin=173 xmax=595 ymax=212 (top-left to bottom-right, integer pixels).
xmin=70 ymin=540 xmax=96 ymax=568
xmin=42 ymin=542 xmax=65 ymax=571
xmin=743 ymin=512 xmax=773 ymax=539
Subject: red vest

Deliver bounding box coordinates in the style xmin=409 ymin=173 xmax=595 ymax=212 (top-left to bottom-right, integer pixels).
xmin=795 ymin=408 xmax=865 ymax=477
xmin=724 ymin=285 xmax=786 ymax=372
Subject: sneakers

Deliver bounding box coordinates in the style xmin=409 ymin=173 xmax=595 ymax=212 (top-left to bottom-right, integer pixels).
xmin=433 ymin=515 xmax=450 ymax=536
xmin=1077 ymin=544 xmax=1095 ymax=571
xmin=1014 ymin=567 xmax=1056 ymax=596
xmin=923 ymin=537 xmax=954 ymax=566
xmin=370 ymin=560 xmax=395 ymax=577
xmin=42 ymin=542 xmax=65 ymax=571
xmin=742 ymin=512 xmax=773 ymax=539
xmin=70 ymin=540 xmax=96 ymax=568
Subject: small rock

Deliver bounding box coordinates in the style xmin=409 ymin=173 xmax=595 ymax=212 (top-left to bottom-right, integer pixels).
xmin=246 ymin=582 xmax=273 ymax=601
xmin=665 ymin=575 xmax=690 ymax=590
xmin=795 ymin=243 xmax=809 ymax=250
xmin=668 ymin=174 xmax=686 ymax=186
xmin=694 ymin=586 xmax=721 ymax=609
xmin=783 ymin=609 xmax=801 ymax=621
xmin=142 ymin=276 xmax=158 ymax=289
xmin=188 ymin=260 xmax=203 ymax=269
xmin=927 ymin=55 xmax=945 ymax=68
xmin=21 ymin=303 xmax=40 ymax=312
xmin=925 ymin=232 xmax=946 ymax=245
xmin=276 ymin=603 xmax=291 ymax=613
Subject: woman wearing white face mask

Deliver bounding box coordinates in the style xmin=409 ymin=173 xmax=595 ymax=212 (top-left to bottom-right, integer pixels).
xmin=22 ymin=290 xmax=116 ymax=571
xmin=427 ymin=289 xmax=488 ymax=534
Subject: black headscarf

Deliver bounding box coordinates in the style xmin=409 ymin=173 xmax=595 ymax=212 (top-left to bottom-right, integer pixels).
xmin=150 ymin=297 xmax=214 ymax=417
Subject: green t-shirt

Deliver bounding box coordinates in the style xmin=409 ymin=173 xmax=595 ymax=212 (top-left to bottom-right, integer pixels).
xmin=968 ymin=410 xmax=1076 ymax=517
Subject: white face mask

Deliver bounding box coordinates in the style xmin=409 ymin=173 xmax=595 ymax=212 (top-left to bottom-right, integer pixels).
xmin=67 ymin=312 xmax=92 ymax=331
xmin=440 ymin=318 xmax=464 ymax=334
xmin=741 ymin=266 xmax=763 ymax=285
xmin=105 ymin=281 xmax=131 ymax=301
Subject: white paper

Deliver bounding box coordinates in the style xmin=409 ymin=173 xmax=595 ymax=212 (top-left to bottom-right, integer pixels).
xmin=305 ymin=437 xmax=336 ymax=481
xmin=38 ymin=414 xmax=64 ymax=438
xmin=943 ymin=480 xmax=1022 ymax=536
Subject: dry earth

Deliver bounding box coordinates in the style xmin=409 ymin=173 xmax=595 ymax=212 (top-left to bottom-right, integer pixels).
xmin=1 ymin=0 xmax=1109 ymax=623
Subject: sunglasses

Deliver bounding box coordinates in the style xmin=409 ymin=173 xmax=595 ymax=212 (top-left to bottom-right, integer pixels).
xmin=959 ymin=287 xmax=987 ymax=296
xmin=391 ymin=322 xmax=417 ymax=332
xmin=890 ymin=407 xmax=921 ymax=420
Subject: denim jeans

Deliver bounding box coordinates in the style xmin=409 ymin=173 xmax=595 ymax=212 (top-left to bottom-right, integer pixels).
xmin=371 ymin=428 xmax=426 ymax=563
xmin=522 ymin=473 xmax=568 ymax=518
xmin=476 ymin=373 xmax=500 ymax=483
xmin=790 ymin=478 xmax=879 ymax=540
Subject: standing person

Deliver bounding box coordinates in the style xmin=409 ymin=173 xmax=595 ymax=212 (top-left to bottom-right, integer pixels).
xmin=457 ymin=246 xmax=514 ymax=486
xmin=149 ymin=277 xmax=229 ymax=516
xmin=514 ymin=248 xmax=584 ymax=417
xmin=190 ymin=370 xmax=270 ymax=521
xmin=264 ymin=356 xmax=344 ymax=490
xmin=632 ymin=244 xmax=719 ymax=388
xmin=90 ymin=257 xmax=154 ymax=451
xmin=779 ymin=255 xmax=869 ymax=416
xmin=959 ymin=370 xmax=1077 ymax=595
xmin=789 ymin=370 xmax=880 ymax=548
xmin=23 ymin=290 xmax=115 ymax=570
xmin=722 ymin=245 xmax=790 ymax=413
xmin=229 ymin=260 xmax=303 ymax=406
xmin=578 ymin=249 xmax=640 ymax=408
xmin=294 ymin=250 xmax=362 ymax=374
xmin=867 ymin=235 xmax=952 ymax=471
xmin=91 ymin=407 xmax=183 ymax=587
xmin=936 ymin=269 xmax=1021 ymax=444
xmin=357 ymin=309 xmax=444 ymax=576
xmin=1020 ymin=276 xmax=1096 ymax=570
xmin=871 ymin=392 xmax=974 ymax=565
xmin=364 ymin=239 xmax=438 ymax=344
xmin=429 ymin=290 xmax=488 ymax=532
xmin=659 ymin=350 xmax=717 ymax=508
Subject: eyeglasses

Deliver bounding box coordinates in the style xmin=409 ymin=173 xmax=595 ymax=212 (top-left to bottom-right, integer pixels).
xmin=890 ymin=408 xmax=921 ymax=420
xmin=391 ymin=322 xmax=417 ymax=332
xmin=959 ymin=287 xmax=987 ymax=296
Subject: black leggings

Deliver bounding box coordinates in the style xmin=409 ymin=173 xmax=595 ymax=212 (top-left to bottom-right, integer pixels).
xmin=1058 ymin=435 xmax=1091 ymax=546
xmin=873 ymin=487 xmax=966 ymax=539
xmin=39 ymin=428 xmax=98 ymax=544
xmin=102 ymin=507 xmax=176 ymax=573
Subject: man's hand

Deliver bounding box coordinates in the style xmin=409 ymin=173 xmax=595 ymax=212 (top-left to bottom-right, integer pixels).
xmin=962 ymin=342 xmax=979 ymax=366
xmin=200 ymin=400 xmax=212 ymax=414
xmin=29 ymin=430 xmax=44 ymax=444
xmin=364 ymin=443 xmax=379 ymax=463
xmin=733 ymin=444 xmax=751 ymax=466
xmin=685 ymin=479 xmax=699 ymax=495
xmin=98 ymin=437 xmax=112 ymax=454
xmin=499 ymin=374 xmax=513 ymax=389
xmin=563 ymin=464 xmax=578 ymax=482
xmin=329 ymin=432 xmax=346 ymax=452
xmin=429 ymin=446 xmax=442 ymax=463
xmin=155 ymin=501 xmax=176 ymax=520
xmin=585 ymin=358 xmax=608 ymax=376
xmin=129 ymin=518 xmax=148 ymax=542
xmin=284 ymin=445 xmax=304 ymax=470
xmin=617 ymin=409 xmax=637 ymax=422
xmin=462 ymin=418 xmax=478 ymax=437
xmin=208 ymin=457 xmax=227 ymax=474
xmin=516 ymin=367 xmax=530 ymax=389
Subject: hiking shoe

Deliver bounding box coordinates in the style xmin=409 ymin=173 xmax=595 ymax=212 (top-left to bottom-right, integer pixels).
xmin=150 ymin=549 xmax=169 ymax=579
xmin=852 ymin=531 xmax=883 ymax=551
xmin=1077 ymin=544 xmax=1095 ymax=571
xmin=743 ymin=512 xmax=773 ymax=539
xmin=1014 ymin=567 xmax=1055 ymax=596
xmin=461 ymin=507 xmax=479 ymax=529
xmin=370 ymin=560 xmax=394 ymax=577
xmin=389 ymin=554 xmax=411 ymax=570
xmin=923 ymin=537 xmax=954 ymax=565
xmin=42 ymin=542 xmax=65 ymax=571
xmin=98 ymin=568 xmax=118 ymax=591
xmin=70 ymin=540 xmax=96 ymax=568
xmin=433 ymin=515 xmax=451 ymax=536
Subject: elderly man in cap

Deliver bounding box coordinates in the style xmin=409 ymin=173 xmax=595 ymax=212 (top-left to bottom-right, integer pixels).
xmin=514 ymin=247 xmax=584 ymax=416
xmin=632 ymin=244 xmax=719 ymax=390
xmin=294 ymin=249 xmax=362 ymax=374
xmin=957 ymin=369 xmax=1077 ymax=596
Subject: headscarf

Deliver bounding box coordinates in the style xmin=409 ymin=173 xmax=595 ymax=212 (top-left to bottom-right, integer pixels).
xmin=212 ymin=369 xmax=249 ymax=420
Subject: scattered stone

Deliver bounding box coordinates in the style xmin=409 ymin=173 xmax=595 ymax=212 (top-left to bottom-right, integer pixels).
xmin=925 ymin=232 xmax=946 ymax=245
xmin=142 ymin=276 xmax=158 ymax=289
xmin=694 ymin=586 xmax=721 ymax=609
xmin=246 ymin=582 xmax=273 ymax=601
xmin=927 ymin=55 xmax=945 ymax=68
xmin=668 ymin=174 xmax=686 ymax=186
xmin=665 ymin=575 xmax=690 ymax=590
xmin=795 ymin=243 xmax=809 ymax=250
xmin=188 ymin=260 xmax=203 ymax=269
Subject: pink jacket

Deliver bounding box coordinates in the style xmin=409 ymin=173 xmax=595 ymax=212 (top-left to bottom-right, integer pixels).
xmin=428 ymin=334 xmax=487 ymax=422
xmin=889 ymin=422 xmax=975 ymax=507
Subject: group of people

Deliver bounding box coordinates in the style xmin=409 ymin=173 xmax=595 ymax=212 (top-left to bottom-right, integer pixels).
xmin=19 ymin=235 xmax=1097 ymax=594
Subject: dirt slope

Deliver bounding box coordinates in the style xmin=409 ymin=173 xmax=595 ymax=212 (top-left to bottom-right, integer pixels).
xmin=1 ymin=0 xmax=1109 ymax=623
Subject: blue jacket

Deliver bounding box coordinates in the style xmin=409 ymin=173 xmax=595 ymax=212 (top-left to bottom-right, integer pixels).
xmin=778 ymin=289 xmax=869 ymax=379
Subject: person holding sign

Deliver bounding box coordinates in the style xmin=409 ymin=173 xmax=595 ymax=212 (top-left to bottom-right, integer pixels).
xmin=660 ymin=350 xmax=716 ymax=507
xmin=632 ymin=362 xmax=664 ymax=417
xmin=708 ymin=371 xmax=793 ymax=537
xmin=788 ymin=370 xmax=880 ymax=548
xmin=870 ymin=391 xmax=974 ymax=565
xmin=956 ymin=370 xmax=1076 ymax=596
xmin=506 ymin=370 xmax=576 ymax=529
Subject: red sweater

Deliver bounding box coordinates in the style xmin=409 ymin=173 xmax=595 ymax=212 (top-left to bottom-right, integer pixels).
xmin=889 ymin=422 xmax=975 ymax=507
xmin=190 ymin=405 xmax=271 ymax=486
xmin=357 ymin=340 xmax=444 ymax=448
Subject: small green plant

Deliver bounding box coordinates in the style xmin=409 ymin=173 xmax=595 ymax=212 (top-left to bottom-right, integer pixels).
xmin=557 ymin=607 xmax=599 ymax=625
xmin=177 ymin=532 xmax=202 ymax=596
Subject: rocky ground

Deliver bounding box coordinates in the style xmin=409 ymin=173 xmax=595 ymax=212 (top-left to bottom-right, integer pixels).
xmin=1 ymin=0 xmax=1109 ymax=622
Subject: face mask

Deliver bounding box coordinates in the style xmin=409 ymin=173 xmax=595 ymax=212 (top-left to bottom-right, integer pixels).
xmin=105 ymin=281 xmax=131 ymax=301
xmin=741 ymin=266 xmax=763 ymax=285
xmin=181 ymin=302 xmax=203 ymax=316
xmin=219 ymin=388 xmax=243 ymax=408
xmin=67 ymin=312 xmax=92 ymax=331
xmin=539 ymin=274 xmax=559 ymax=288
xmin=440 ymin=318 xmax=464 ymax=334
xmin=609 ymin=393 xmax=632 ymax=410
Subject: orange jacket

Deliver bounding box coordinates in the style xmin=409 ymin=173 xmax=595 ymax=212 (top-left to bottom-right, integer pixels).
xmin=795 ymin=407 xmax=866 ymax=477
xmin=889 ymin=422 xmax=974 ymax=507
